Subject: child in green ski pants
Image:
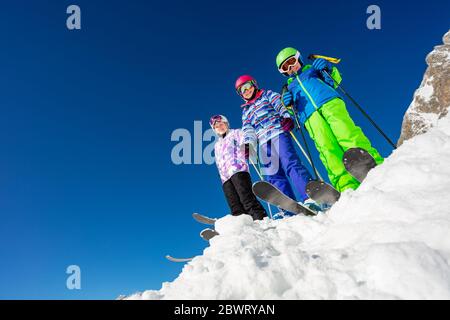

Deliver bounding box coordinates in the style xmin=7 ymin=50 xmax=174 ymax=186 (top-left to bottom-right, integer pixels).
xmin=275 ymin=47 xmax=383 ymax=192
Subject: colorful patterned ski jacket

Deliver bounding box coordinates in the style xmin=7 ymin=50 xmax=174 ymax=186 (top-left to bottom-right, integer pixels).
xmin=241 ymin=89 xmax=292 ymax=147
xmin=214 ymin=129 xmax=249 ymax=184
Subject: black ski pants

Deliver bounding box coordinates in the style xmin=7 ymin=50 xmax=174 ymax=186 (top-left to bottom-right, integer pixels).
xmin=222 ymin=171 xmax=267 ymax=221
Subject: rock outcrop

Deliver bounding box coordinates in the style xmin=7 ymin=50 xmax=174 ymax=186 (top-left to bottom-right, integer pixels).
xmin=398 ymin=30 xmax=450 ymax=145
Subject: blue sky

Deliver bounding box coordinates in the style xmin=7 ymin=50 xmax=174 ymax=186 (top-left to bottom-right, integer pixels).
xmin=0 ymin=0 xmax=448 ymax=299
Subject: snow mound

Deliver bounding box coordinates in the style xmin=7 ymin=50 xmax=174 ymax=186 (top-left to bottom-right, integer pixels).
xmin=127 ymin=115 xmax=450 ymax=300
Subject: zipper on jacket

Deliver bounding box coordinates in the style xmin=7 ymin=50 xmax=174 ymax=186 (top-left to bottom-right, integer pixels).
xmin=295 ymin=75 xmax=319 ymax=111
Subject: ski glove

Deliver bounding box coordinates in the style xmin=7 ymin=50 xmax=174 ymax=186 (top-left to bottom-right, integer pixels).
xmin=280 ymin=117 xmax=295 ymax=132
xmin=244 ymin=144 xmax=250 ymax=161
xmin=282 ymin=91 xmax=293 ymax=106
xmin=312 ymin=58 xmax=331 ymax=72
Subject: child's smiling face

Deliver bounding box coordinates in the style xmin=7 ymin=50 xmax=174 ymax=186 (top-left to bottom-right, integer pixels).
xmin=214 ymin=121 xmax=228 ymax=135
xmin=242 ymin=85 xmax=255 ymax=100
xmin=286 ymin=60 xmax=302 ymax=76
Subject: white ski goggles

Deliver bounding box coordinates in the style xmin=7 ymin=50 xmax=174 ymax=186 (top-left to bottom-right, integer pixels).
xmin=278 ymin=51 xmax=301 ymax=74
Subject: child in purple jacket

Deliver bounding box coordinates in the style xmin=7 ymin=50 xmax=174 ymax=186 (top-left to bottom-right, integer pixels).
xmin=210 ymin=114 xmax=267 ymax=221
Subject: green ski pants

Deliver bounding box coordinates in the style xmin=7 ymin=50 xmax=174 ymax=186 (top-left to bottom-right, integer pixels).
xmin=304 ymin=98 xmax=383 ymax=192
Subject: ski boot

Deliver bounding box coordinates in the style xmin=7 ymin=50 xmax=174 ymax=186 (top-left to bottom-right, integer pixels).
xmin=303 ymin=198 xmax=330 ymax=213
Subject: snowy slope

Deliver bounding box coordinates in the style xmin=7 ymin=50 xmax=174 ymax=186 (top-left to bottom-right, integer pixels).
xmin=127 ymin=115 xmax=450 ymax=300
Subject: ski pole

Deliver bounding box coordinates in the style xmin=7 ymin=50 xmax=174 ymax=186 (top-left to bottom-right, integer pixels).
xmin=288 ymin=124 xmax=314 ymax=169
xmin=281 ymin=95 xmax=316 ymax=168
xmin=289 ymin=131 xmax=323 ymax=181
xmin=281 ymin=85 xmax=323 ymax=181
xmin=251 ymin=155 xmax=274 ymax=219
xmin=249 ymin=158 xmax=264 ymax=181
xmin=322 ymin=70 xmax=397 ymax=149
xmin=287 ymin=128 xmax=317 ymax=176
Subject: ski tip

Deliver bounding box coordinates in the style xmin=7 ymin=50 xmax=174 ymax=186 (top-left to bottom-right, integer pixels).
xmin=200 ymin=228 xmax=219 ymax=241
xmin=192 ymin=213 xmax=217 ymax=225
xmin=192 ymin=212 xmax=206 ymax=216
xmin=252 ymin=181 xmax=267 ymax=187
xmin=165 ymin=255 xmax=194 ymax=263
xmin=199 ymin=228 xmax=214 ymax=236
xmin=252 ymin=180 xmax=271 ymax=194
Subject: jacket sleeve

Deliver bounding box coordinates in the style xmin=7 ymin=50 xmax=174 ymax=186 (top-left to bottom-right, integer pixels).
xmin=320 ymin=65 xmax=342 ymax=88
xmin=329 ymin=66 xmax=342 ymax=88
xmin=242 ymin=112 xmax=257 ymax=148
xmin=236 ymin=129 xmax=246 ymax=146
xmin=214 ymin=142 xmax=225 ymax=181
xmin=213 ymin=142 xmax=220 ymax=168
xmin=267 ymin=90 xmax=291 ymax=119
xmin=287 ymin=77 xmax=305 ymax=113
xmin=236 ymin=129 xmax=250 ymax=158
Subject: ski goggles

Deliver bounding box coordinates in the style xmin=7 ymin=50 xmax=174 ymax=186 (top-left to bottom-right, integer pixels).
xmin=209 ymin=115 xmax=226 ymax=127
xmin=278 ymin=51 xmax=301 ymax=73
xmin=237 ymin=81 xmax=255 ymax=95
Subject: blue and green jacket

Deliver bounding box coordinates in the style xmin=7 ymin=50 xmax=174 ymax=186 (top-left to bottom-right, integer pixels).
xmin=287 ymin=64 xmax=343 ymax=124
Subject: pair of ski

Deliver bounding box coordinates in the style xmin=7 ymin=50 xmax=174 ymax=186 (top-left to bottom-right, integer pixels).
xmin=166 ymin=213 xmax=218 ymax=263
xmin=167 ymin=148 xmax=376 ymax=262
xmin=253 ymin=147 xmax=377 ymax=216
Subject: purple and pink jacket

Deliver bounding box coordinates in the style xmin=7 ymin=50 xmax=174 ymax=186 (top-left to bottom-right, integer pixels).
xmin=214 ymin=129 xmax=249 ymax=184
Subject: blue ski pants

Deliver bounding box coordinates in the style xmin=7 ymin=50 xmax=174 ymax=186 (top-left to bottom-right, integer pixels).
xmin=259 ymin=132 xmax=313 ymax=202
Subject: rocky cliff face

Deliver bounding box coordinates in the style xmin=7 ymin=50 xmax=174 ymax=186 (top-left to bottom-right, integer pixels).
xmin=398 ymin=30 xmax=450 ymax=145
